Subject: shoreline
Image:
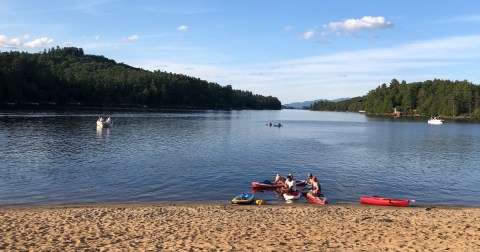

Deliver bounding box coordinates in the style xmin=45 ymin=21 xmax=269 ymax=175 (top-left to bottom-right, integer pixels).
xmin=1 ymin=203 xmax=479 ymax=251
xmin=2 ymin=201 xmax=480 ymax=209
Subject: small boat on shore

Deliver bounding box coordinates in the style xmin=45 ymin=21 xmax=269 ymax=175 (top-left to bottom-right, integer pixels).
xmin=231 ymin=192 xmax=255 ymax=204
xmin=306 ymin=193 xmax=328 ymax=204
xmin=360 ymin=196 xmax=412 ymax=207
xmin=97 ymin=117 xmax=113 ymax=128
xmin=283 ymin=191 xmax=301 ymax=200
xmin=428 ymin=117 xmax=444 ymax=125
xmin=251 ymin=180 xmax=306 ymax=189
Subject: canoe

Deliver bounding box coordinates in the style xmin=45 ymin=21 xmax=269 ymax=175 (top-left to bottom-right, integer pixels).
xmin=251 ymin=180 xmax=306 ymax=189
xmin=306 ymin=193 xmax=328 ymax=204
xmin=231 ymin=192 xmax=255 ymax=204
xmin=360 ymin=196 xmax=410 ymax=207
xmin=283 ymin=191 xmax=301 ymax=200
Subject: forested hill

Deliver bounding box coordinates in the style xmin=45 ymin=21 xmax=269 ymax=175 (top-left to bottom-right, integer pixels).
xmin=0 ymin=47 xmax=281 ymax=109
xmin=310 ymin=79 xmax=480 ymax=118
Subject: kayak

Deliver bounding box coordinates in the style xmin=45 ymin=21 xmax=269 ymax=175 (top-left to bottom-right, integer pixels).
xmin=251 ymin=180 xmax=306 ymax=189
xmin=283 ymin=191 xmax=301 ymax=200
xmin=298 ymin=185 xmax=313 ymax=194
xmin=306 ymin=193 xmax=328 ymax=204
xmin=360 ymin=196 xmax=410 ymax=207
xmin=231 ymin=192 xmax=255 ymax=204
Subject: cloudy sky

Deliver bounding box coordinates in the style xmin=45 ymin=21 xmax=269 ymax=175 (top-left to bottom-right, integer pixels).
xmin=1 ymin=0 xmax=480 ymax=103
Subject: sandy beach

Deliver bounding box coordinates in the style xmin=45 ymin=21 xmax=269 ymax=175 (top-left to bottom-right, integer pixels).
xmin=1 ymin=203 xmax=479 ymax=251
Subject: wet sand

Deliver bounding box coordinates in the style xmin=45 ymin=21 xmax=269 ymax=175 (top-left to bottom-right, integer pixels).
xmin=1 ymin=203 xmax=479 ymax=251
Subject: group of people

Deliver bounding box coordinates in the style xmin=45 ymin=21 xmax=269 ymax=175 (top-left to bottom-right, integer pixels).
xmin=98 ymin=116 xmax=112 ymax=123
xmin=274 ymin=173 xmax=321 ymax=195
xmin=266 ymin=122 xmax=283 ymax=127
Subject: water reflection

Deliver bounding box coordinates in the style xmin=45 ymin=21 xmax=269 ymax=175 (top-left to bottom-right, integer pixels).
xmin=96 ymin=126 xmax=110 ymax=139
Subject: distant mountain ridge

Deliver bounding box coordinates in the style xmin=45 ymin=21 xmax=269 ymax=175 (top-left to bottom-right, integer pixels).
xmin=283 ymin=98 xmax=351 ymax=109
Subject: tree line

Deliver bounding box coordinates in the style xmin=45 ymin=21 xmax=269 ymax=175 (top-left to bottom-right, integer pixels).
xmin=0 ymin=47 xmax=281 ymax=110
xmin=310 ymin=79 xmax=480 ymax=118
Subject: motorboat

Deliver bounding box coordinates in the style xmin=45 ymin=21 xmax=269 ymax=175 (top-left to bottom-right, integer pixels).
xmin=427 ymin=117 xmax=444 ymax=125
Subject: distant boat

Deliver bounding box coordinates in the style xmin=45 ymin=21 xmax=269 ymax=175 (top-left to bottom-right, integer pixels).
xmin=428 ymin=117 xmax=444 ymax=125
xmin=97 ymin=117 xmax=113 ymax=128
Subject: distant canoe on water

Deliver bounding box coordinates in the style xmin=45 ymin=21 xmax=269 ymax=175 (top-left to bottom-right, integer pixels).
xmin=266 ymin=123 xmax=283 ymax=127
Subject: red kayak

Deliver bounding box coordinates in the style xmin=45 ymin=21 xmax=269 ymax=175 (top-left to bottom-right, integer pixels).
xmin=360 ymin=196 xmax=411 ymax=207
xmin=251 ymin=180 xmax=306 ymax=189
xmin=306 ymin=193 xmax=328 ymax=204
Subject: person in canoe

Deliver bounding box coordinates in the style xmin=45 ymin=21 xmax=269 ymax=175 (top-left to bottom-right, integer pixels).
xmin=306 ymin=173 xmax=314 ymax=186
xmin=280 ymin=174 xmax=297 ymax=193
xmin=308 ymin=176 xmax=322 ymax=196
xmin=274 ymin=173 xmax=286 ymax=184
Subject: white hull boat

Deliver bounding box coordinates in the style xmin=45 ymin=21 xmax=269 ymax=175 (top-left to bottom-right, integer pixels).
xmin=428 ymin=117 xmax=444 ymax=125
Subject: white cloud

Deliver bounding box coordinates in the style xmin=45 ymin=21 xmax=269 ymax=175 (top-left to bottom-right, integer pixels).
xmin=324 ymin=16 xmax=393 ymax=33
xmin=0 ymin=34 xmax=53 ymax=48
xmin=126 ymin=34 xmax=139 ymax=41
xmin=302 ymin=30 xmax=315 ymax=40
xmin=177 ymin=25 xmax=189 ymax=31
xmin=147 ymin=35 xmax=480 ymax=103
xmin=74 ymin=0 xmax=111 ymax=15
xmin=95 ymin=35 xmax=101 ymax=40
xmin=23 ymin=37 xmax=54 ymax=48
xmin=444 ymin=14 xmax=480 ymax=23
xmin=284 ymin=25 xmax=293 ymax=32
xmin=0 ymin=35 xmax=22 ymax=47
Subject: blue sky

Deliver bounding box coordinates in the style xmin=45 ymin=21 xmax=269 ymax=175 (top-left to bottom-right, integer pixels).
xmin=1 ymin=0 xmax=480 ymax=103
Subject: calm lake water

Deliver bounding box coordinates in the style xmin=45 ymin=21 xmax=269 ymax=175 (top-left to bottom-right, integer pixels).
xmin=1 ymin=109 xmax=479 ymax=206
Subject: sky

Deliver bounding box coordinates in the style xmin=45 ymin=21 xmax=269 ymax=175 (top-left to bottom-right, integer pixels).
xmin=1 ymin=0 xmax=480 ymax=104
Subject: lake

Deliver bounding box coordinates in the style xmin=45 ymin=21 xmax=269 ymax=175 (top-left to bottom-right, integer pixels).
xmin=1 ymin=109 xmax=479 ymax=206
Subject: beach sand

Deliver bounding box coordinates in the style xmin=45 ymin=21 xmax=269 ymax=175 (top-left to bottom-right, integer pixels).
xmin=1 ymin=203 xmax=479 ymax=251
